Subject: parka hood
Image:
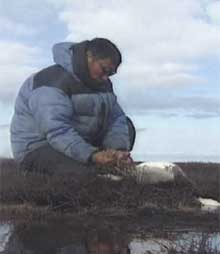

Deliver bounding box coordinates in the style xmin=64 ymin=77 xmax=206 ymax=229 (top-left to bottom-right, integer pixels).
xmin=52 ymin=41 xmax=112 ymax=92
xmin=52 ymin=42 xmax=76 ymax=76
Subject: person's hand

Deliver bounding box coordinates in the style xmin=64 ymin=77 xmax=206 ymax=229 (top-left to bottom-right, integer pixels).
xmin=91 ymin=150 xmax=117 ymax=166
xmin=114 ymin=150 xmax=134 ymax=167
xmin=91 ymin=149 xmax=134 ymax=167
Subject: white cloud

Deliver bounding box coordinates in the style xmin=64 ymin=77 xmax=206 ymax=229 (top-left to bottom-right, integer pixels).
xmin=0 ymin=1 xmax=66 ymax=41
xmin=119 ymin=90 xmax=220 ymax=118
xmin=0 ymin=41 xmax=43 ymax=66
xmin=0 ymin=17 xmax=34 ymax=37
xmin=0 ymin=0 xmax=219 ymax=118
xmin=56 ymin=0 xmax=220 ymax=88
xmin=206 ymin=1 xmax=220 ymax=25
xmin=0 ymin=41 xmax=46 ymax=103
xmin=118 ymin=62 xmax=204 ymax=87
xmin=0 ymin=1 xmax=59 ymax=25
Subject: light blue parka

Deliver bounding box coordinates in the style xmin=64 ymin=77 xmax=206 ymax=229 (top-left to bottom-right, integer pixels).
xmin=10 ymin=42 xmax=130 ymax=163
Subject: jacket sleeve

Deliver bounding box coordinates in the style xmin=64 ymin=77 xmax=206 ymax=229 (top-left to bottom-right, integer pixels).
xmin=28 ymin=86 xmax=98 ymax=163
xmin=102 ymin=101 xmax=130 ymax=151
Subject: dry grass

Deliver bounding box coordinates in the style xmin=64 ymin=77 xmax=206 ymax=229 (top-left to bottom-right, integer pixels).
xmin=0 ymin=158 xmax=200 ymax=210
xmin=166 ymin=233 xmax=220 ymax=254
xmin=0 ymin=158 xmax=219 ymax=229
xmin=176 ymin=162 xmax=220 ymax=202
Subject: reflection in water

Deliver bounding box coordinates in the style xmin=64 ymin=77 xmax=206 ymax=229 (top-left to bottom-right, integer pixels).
xmin=1 ymin=220 xmax=220 ymax=254
xmin=2 ymin=220 xmax=131 ymax=254
xmin=0 ymin=224 xmax=11 ymax=253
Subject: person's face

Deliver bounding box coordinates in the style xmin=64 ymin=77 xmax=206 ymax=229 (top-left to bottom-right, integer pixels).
xmin=87 ymin=52 xmax=117 ymax=82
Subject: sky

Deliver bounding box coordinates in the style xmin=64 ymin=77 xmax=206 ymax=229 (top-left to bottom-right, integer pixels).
xmin=0 ymin=0 xmax=219 ymax=161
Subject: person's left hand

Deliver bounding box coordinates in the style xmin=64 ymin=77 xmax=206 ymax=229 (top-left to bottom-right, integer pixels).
xmin=113 ymin=150 xmax=134 ymax=167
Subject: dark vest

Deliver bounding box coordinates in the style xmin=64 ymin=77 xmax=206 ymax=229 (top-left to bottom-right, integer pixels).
xmin=33 ymin=64 xmax=113 ymax=97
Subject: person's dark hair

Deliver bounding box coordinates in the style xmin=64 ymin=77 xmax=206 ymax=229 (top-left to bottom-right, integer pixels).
xmin=87 ymin=38 xmax=122 ymax=67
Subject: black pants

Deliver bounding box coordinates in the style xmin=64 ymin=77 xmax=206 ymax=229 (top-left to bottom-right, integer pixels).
xmin=19 ymin=117 xmax=136 ymax=175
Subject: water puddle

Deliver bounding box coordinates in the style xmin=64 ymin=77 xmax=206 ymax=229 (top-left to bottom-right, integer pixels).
xmin=0 ymin=224 xmax=11 ymax=253
xmin=0 ymin=219 xmax=219 ymax=253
